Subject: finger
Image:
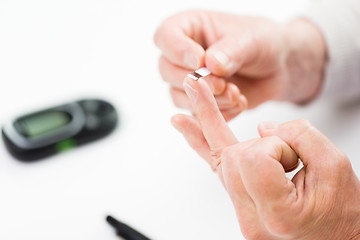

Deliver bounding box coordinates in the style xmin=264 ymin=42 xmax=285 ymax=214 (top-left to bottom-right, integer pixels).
xmin=170 ymin=87 xmax=247 ymax=122
xmin=257 ymin=123 xmax=300 ymax=172
xmin=228 ymin=75 xmax=282 ymax=109
xmin=154 ymin=14 xmax=205 ymax=69
xmin=170 ymin=88 xmax=192 ymax=109
xmin=215 ymin=82 xmax=248 ymax=111
xmin=159 ymin=56 xmax=226 ymax=94
xmin=221 ymin=106 xmax=243 ymax=122
xmin=258 ymin=119 xmax=344 ymax=170
xmin=223 ymin=137 xmax=298 ymax=208
xmin=170 ymin=81 xmax=247 ymax=110
xmin=183 ymin=76 xmax=238 ymax=150
xmin=205 ymin=36 xmax=259 ymax=77
xmin=171 ymin=114 xmax=212 ymax=165
xmin=220 ymin=142 xmax=261 ymax=233
xmin=221 ymin=96 xmax=248 ymax=121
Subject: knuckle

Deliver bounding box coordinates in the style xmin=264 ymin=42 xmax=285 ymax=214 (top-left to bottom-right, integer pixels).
xmin=238 ymin=148 xmax=262 ymax=164
xmin=284 ymin=119 xmax=314 ymax=148
xmin=263 ymin=135 xmax=282 ymax=144
xmin=293 ymin=118 xmax=312 ymax=129
xmin=210 ymin=149 xmax=223 ymax=171
xmin=281 ymin=118 xmax=312 ymax=132
xmin=220 ymin=145 xmax=238 ymax=161
xmin=219 ymin=143 xmax=247 ymax=166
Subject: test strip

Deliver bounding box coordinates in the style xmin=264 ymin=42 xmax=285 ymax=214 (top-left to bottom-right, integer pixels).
xmin=187 ymin=67 xmax=211 ymax=81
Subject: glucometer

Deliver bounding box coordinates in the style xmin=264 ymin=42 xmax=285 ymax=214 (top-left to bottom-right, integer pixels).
xmin=2 ymin=99 xmax=118 ymax=161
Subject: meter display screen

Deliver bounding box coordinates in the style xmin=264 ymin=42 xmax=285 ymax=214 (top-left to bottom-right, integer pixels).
xmin=18 ymin=111 xmax=71 ymax=138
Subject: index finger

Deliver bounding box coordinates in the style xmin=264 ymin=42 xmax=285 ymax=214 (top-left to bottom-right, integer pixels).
xmin=154 ymin=12 xmax=205 ymax=69
xmin=183 ymin=75 xmax=238 ymax=150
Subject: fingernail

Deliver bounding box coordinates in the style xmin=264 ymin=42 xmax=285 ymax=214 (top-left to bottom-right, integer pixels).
xmin=183 ymin=81 xmax=197 ymax=103
xmin=184 ymin=52 xmax=199 ymax=69
xmin=285 ymin=160 xmax=300 ymax=173
xmin=214 ymin=51 xmax=230 ymax=68
xmin=260 ymin=121 xmax=280 ymax=130
xmin=239 ymin=95 xmax=248 ymax=110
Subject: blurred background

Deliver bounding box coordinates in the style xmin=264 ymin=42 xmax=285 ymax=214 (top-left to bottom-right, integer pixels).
xmin=1 ymin=0 xmax=360 ymax=239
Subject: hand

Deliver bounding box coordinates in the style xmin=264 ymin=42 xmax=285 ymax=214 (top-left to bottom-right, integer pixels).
xmin=154 ymin=11 xmax=326 ymax=120
xmin=171 ymin=75 xmax=360 ymax=240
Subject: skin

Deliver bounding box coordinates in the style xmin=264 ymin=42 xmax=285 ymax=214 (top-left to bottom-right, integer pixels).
xmin=155 ymin=10 xmax=360 ymax=239
xmin=154 ymin=11 xmax=326 ymax=120
xmin=171 ymin=76 xmax=360 ymax=240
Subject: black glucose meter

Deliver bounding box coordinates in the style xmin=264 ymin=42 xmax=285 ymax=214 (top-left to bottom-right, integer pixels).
xmin=2 ymin=99 xmax=118 ymax=161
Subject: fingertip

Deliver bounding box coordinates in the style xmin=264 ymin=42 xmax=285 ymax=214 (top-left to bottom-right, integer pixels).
xmin=202 ymin=75 xmax=226 ymax=95
xmin=183 ymin=78 xmax=198 ymax=104
xmin=220 ymin=94 xmax=247 ymax=122
xmin=205 ymin=37 xmax=245 ymax=77
xmin=183 ymin=75 xmax=195 ymax=87
xmin=183 ymin=75 xmax=211 ymax=96
xmin=171 ymin=114 xmax=194 ymax=134
xmin=171 ymin=114 xmax=184 ymax=132
xmin=184 ymin=50 xmax=205 ymax=69
xmin=205 ymin=51 xmax=229 ymax=76
xmin=170 ymin=114 xmax=182 ymax=126
xmin=216 ymin=83 xmax=242 ymax=109
xmin=239 ymin=94 xmax=248 ymax=110
xmin=212 ymin=77 xmax=226 ymax=95
xmin=228 ymin=83 xmax=241 ymax=102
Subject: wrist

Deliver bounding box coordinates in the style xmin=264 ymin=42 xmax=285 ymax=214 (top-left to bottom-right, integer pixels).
xmin=282 ymin=19 xmax=327 ymax=104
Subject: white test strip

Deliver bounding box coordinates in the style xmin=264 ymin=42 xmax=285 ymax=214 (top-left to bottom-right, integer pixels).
xmin=187 ymin=67 xmax=211 ymax=81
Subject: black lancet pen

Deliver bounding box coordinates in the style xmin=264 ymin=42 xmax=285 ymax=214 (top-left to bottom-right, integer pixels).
xmin=106 ymin=215 xmax=151 ymax=240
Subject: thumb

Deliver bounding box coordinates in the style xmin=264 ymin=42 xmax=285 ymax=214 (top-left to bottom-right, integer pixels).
xmin=258 ymin=119 xmax=343 ymax=172
xmin=205 ymin=36 xmax=258 ymax=77
xmin=154 ymin=13 xmax=205 ymax=69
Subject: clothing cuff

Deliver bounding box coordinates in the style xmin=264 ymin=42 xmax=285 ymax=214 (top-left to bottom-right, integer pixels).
xmin=302 ymin=0 xmax=360 ymax=104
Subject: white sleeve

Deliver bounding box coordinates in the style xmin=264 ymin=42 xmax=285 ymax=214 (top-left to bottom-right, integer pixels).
xmin=303 ymin=0 xmax=360 ymax=103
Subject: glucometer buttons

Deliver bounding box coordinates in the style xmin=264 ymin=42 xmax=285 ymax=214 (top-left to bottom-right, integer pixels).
xmin=85 ymin=115 xmax=100 ymax=130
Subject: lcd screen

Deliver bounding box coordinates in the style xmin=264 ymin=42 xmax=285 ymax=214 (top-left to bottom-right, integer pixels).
xmin=19 ymin=111 xmax=71 ymax=138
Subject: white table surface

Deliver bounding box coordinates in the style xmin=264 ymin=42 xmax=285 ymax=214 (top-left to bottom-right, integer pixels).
xmin=1 ymin=0 xmax=360 ymax=239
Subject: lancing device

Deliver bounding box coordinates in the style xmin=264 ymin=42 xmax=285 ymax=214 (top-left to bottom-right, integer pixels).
xmin=187 ymin=67 xmax=211 ymax=81
xmin=106 ymin=215 xmax=151 ymax=240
